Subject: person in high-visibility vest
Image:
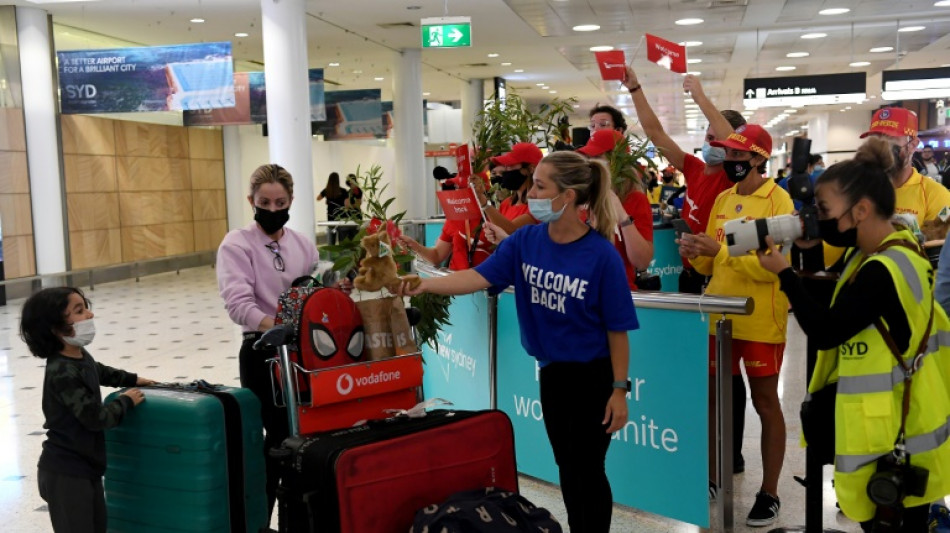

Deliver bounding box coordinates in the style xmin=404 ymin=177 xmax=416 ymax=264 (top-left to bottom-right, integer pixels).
xmin=757 ymin=137 xmax=950 ymax=531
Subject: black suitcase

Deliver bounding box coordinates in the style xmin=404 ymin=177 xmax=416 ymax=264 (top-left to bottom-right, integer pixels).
xmin=274 ymin=409 xmax=517 ymax=533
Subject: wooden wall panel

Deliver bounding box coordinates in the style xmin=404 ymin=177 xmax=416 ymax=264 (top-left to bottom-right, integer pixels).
xmin=63 ymin=155 xmax=117 ymax=193
xmin=0 ymin=194 xmax=34 ymax=236
xmin=119 ymin=191 xmax=193 ymax=226
xmin=61 ymin=115 xmax=115 ymax=155
xmin=190 ymin=159 xmax=225 ymax=190
xmin=67 ymin=193 xmax=120 ymax=231
xmin=114 ymin=121 xmax=190 ymax=159
xmin=121 ymin=222 xmax=195 ymax=262
xmin=194 ymin=219 xmax=227 ymax=252
xmin=188 ymin=128 xmax=223 ymax=160
xmin=0 ymin=108 xmax=27 ymax=151
xmin=192 ymin=190 xmax=226 ymax=221
xmin=116 ymin=157 xmax=191 ymax=191
xmin=0 ymin=151 xmax=30 ymax=194
xmin=69 ymin=229 xmax=122 ymax=269
xmin=3 ymin=235 xmax=36 ymax=279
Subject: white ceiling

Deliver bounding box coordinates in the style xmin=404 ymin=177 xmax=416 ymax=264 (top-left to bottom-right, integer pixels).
xmin=13 ymin=0 xmax=950 ymax=139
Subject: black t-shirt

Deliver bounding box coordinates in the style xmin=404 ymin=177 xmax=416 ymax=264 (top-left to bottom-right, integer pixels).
xmin=320 ymin=188 xmax=348 ymax=221
xmin=347 ymin=187 xmax=364 ymax=218
xmin=779 ymin=260 xmax=910 ymax=353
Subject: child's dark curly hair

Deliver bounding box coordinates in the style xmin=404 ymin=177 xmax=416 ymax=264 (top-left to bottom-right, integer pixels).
xmin=20 ymin=287 xmax=87 ymax=358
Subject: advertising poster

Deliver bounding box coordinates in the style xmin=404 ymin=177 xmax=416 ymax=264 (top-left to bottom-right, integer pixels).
xmin=57 ymin=42 xmax=235 ymax=114
xmin=183 ymin=69 xmax=324 ymax=127
xmin=313 ymin=89 xmax=384 ymax=140
xmin=381 ymin=101 xmax=394 ymax=138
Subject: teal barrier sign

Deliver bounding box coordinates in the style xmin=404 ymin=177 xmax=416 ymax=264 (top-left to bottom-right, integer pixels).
xmin=424 ymin=221 xmax=444 ymax=247
xmin=419 ymin=284 xmax=493 ymax=411
xmin=495 ymin=291 xmax=709 ymax=527
xmin=646 ymin=227 xmax=684 ymax=292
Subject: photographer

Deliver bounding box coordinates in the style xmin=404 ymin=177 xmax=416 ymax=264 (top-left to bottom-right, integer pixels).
xmin=756 ymin=137 xmax=950 ymax=532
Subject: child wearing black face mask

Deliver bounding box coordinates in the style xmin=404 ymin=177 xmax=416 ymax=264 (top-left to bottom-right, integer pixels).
xmin=756 ymin=136 xmax=950 ymax=533
xmin=216 ymin=163 xmax=320 ymax=518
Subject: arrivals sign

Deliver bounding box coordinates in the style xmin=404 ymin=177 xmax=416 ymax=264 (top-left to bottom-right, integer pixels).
xmin=421 ymin=16 xmax=472 ymax=48
xmin=742 ymin=72 xmax=866 ymax=109
xmin=57 ymin=42 xmax=235 ymax=114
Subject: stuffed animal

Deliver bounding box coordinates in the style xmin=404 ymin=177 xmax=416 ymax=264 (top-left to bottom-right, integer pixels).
xmin=354 ymin=229 xmax=399 ymax=292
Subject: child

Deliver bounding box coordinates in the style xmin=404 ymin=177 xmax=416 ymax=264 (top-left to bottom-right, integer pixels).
xmin=20 ymin=287 xmax=154 ymax=533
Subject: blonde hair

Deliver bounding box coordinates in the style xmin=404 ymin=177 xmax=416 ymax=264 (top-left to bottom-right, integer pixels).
xmin=541 ymin=151 xmax=617 ymax=239
xmin=249 ymin=164 xmax=294 ymax=198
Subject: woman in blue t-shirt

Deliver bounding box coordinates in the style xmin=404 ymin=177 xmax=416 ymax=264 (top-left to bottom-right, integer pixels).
xmin=400 ymin=151 xmax=639 ymax=533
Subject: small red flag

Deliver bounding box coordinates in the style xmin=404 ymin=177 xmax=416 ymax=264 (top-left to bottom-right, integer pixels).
xmin=436 ymin=188 xmax=482 ymax=221
xmin=646 ymin=34 xmax=687 ymax=74
xmin=594 ymin=50 xmax=627 ymax=81
xmin=455 ymin=144 xmax=472 ymax=179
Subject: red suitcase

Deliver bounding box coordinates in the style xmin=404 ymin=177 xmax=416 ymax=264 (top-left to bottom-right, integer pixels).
xmin=275 ymin=409 xmax=517 ymax=533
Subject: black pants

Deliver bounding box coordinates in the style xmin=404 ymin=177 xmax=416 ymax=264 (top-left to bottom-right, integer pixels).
xmin=539 ymin=357 xmax=614 ymax=533
xmin=239 ymin=334 xmax=288 ymax=516
xmin=860 ymin=503 xmax=930 ymax=532
xmin=38 ymin=468 xmax=105 ymax=533
xmin=680 ymin=267 xmax=747 ymax=468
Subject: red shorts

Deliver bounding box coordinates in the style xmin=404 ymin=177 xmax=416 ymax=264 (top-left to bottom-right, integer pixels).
xmin=708 ymin=336 xmax=784 ymax=378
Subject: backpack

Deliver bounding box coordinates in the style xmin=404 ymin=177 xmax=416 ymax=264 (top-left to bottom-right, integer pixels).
xmin=411 ymin=488 xmax=562 ymax=533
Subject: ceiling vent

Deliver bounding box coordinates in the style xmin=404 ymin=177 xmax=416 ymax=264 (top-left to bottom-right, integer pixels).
xmin=461 ymin=63 xmax=490 ymax=68
xmin=377 ymin=21 xmax=416 ymax=29
xmin=324 ymin=78 xmax=342 ymax=86
xmin=708 ymin=0 xmax=748 ymax=7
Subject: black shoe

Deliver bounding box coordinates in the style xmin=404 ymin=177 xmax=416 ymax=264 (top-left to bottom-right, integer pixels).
xmin=746 ymin=491 xmax=780 ymax=527
xmin=734 ymin=454 xmax=745 ymax=474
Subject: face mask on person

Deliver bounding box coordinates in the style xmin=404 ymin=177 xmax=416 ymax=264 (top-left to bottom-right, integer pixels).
xmin=817 ymin=207 xmax=858 ymax=248
xmin=255 ymin=207 xmax=290 ymax=235
xmin=528 ymin=194 xmax=566 ymax=223
xmin=702 ymin=142 xmax=726 ymax=166
xmin=813 ymin=165 xmax=825 ymax=174
xmin=662 ymin=174 xmax=675 ymax=184
xmin=723 ymin=159 xmax=755 ymax=183
xmin=499 ymin=168 xmax=528 ymax=191
xmin=63 ymin=318 xmax=96 ymax=347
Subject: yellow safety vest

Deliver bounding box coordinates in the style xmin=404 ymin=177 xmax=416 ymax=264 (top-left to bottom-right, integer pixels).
xmin=808 ymin=229 xmax=950 ymax=522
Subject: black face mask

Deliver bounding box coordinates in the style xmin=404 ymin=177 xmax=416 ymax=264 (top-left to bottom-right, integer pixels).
xmin=649 ymin=178 xmax=659 ymax=189
xmin=817 ymin=209 xmax=858 ymax=248
xmin=723 ymin=160 xmax=755 ymax=183
xmin=662 ymin=175 xmax=675 ymax=184
xmin=499 ymin=168 xmax=528 ymax=191
xmin=255 ymin=207 xmax=290 ymax=235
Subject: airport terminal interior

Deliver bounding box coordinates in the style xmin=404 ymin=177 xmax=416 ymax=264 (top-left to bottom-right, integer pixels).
xmin=3 ymin=0 xmax=950 ymax=531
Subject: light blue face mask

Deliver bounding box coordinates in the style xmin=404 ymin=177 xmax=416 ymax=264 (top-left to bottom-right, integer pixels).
xmin=528 ymin=194 xmax=566 ymax=223
xmin=702 ymin=142 xmax=726 ymax=166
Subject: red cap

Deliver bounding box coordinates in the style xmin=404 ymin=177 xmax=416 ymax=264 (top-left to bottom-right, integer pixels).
xmin=710 ymin=124 xmax=772 ymax=158
xmin=577 ymin=130 xmax=626 ymax=157
xmin=860 ymin=107 xmax=918 ymax=139
xmin=492 ymin=142 xmax=543 ymax=167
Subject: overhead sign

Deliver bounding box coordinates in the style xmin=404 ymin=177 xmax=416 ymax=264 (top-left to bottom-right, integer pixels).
xmin=57 ymin=42 xmax=235 ymax=114
xmin=743 ymin=72 xmax=866 ymax=109
xmin=421 ymin=16 xmax=472 ymax=48
xmin=882 ymin=67 xmax=950 ymax=101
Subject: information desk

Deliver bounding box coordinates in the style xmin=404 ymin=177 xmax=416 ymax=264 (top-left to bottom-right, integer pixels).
xmin=415 ymin=261 xmax=751 ymax=530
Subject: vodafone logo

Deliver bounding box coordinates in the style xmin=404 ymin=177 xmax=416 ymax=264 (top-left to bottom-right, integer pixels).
xmin=336 ymin=373 xmax=354 ymax=395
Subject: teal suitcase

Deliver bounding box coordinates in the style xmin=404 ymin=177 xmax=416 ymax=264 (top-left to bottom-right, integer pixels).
xmin=104 ymin=383 xmax=269 ymax=533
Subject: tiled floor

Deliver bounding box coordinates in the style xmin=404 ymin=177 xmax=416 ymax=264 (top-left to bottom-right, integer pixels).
xmin=0 ymin=266 xmax=884 ymax=532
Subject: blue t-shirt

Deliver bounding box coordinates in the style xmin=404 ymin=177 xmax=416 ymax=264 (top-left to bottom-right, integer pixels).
xmin=475 ymin=223 xmax=640 ymax=364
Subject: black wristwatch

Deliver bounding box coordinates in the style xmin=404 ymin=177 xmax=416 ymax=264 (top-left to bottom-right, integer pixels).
xmin=612 ymin=379 xmax=632 ymax=392
xmin=619 ymin=216 xmax=634 ymax=228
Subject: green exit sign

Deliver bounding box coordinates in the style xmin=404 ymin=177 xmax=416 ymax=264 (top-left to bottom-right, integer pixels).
xmin=421 ymin=16 xmax=472 ymax=48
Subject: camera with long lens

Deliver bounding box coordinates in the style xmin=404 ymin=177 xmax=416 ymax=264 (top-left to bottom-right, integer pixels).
xmin=723 ymin=213 xmax=821 ymax=256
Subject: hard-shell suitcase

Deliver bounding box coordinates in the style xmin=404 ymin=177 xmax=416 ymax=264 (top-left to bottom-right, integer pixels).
xmin=275 ymin=409 xmax=517 ymax=533
xmin=104 ymin=383 xmax=269 ymax=533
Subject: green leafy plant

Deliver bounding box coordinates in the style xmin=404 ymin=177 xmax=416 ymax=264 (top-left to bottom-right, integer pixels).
xmin=608 ymin=132 xmax=660 ymax=194
xmin=470 ymin=91 xmax=577 ymax=174
xmin=319 ymin=164 xmax=452 ymax=351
